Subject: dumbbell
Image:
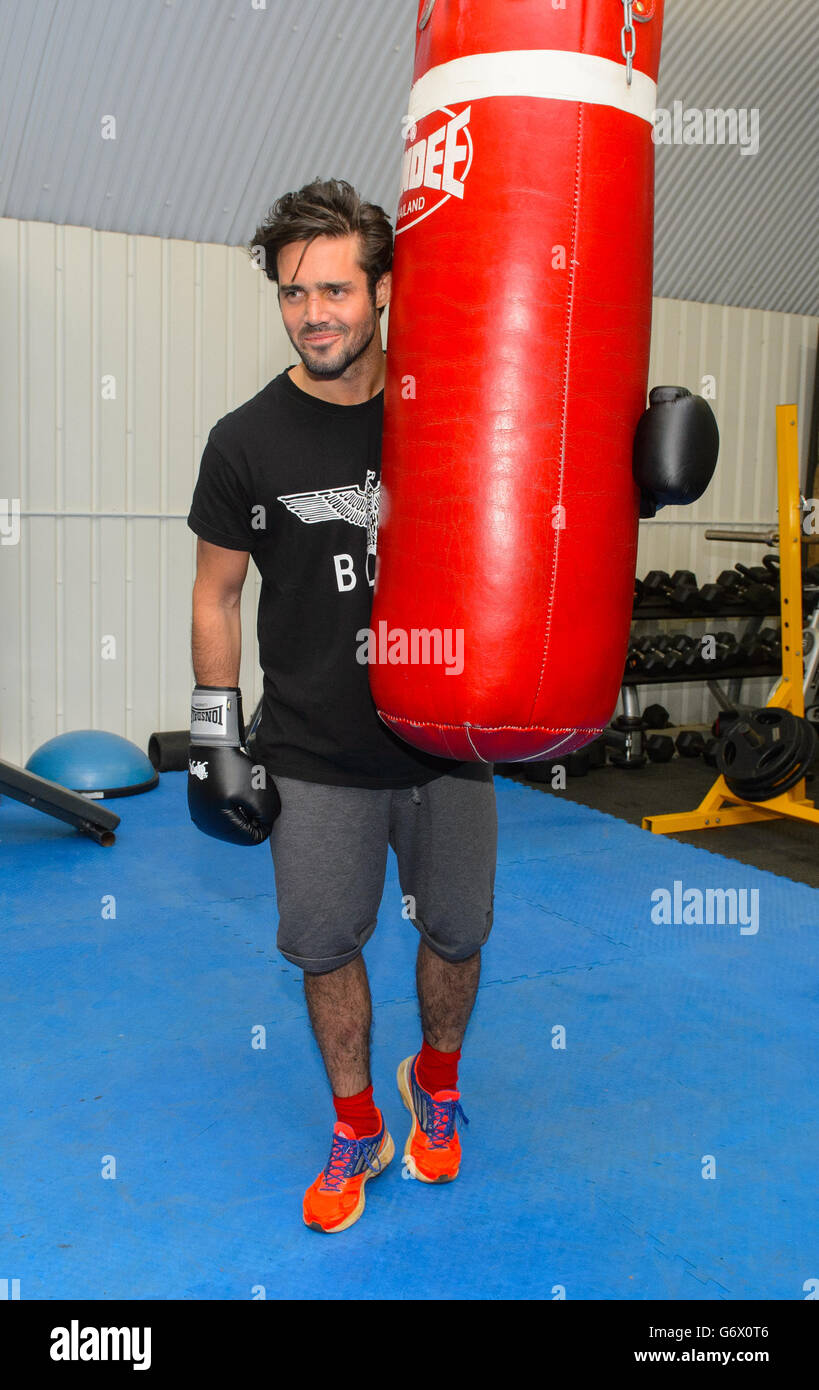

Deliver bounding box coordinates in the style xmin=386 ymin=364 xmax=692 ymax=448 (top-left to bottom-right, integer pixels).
xmin=718 ymin=570 xmax=772 ymax=601
xmin=627 ymin=633 xmax=699 ymax=678
xmin=705 ymin=707 xmax=754 ymax=768
xmin=735 ymin=561 xmax=778 ymax=591
xmin=640 ymin=570 xmax=682 ymax=599
xmin=526 ymin=737 xmax=608 ymax=781
xmin=707 ymin=631 xmax=741 ymax=671
xmin=565 ymin=739 xmax=608 ymax=775
xmin=698 ymin=577 xmax=746 ymax=612
xmin=663 ymin=633 xmax=698 ymax=656
xmin=712 ymin=710 xmax=741 ymax=738
xmin=565 ymin=738 xmax=612 ymax=775
xmin=736 ymin=629 xmax=780 ymax=668
xmin=661 ymin=633 xmax=700 ymax=666
xmin=645 ymin=734 xmax=675 ymax=762
xmin=668 ymin=574 xmax=702 ymax=613
xmin=632 ymin=634 xmax=679 ymax=675
xmin=700 ymin=572 xmax=773 ymax=613
xmin=640 ymin=570 xmax=700 ymax=612
xmin=681 ymin=632 xmax=737 ymax=675
xmin=642 ymin=703 xmax=670 ymax=729
xmin=654 ymin=632 xmax=699 ymax=672
xmin=741 ymin=627 xmax=780 ymax=668
xmin=675 ymin=730 xmax=707 ymax=757
xmin=608 ymin=714 xmax=648 ymax=769
xmin=734 ymin=632 xmax=763 ymax=666
xmin=639 ymin=636 xmax=675 ymax=672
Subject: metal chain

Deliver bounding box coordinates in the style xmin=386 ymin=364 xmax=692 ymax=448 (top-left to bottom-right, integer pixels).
xmin=621 ymin=0 xmax=636 ymax=84
xmin=620 ymin=1 xmax=653 ymax=86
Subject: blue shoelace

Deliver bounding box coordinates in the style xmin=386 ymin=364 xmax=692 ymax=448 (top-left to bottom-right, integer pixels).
xmin=321 ymin=1131 xmax=383 ymax=1192
xmin=428 ymin=1095 xmax=469 ymax=1148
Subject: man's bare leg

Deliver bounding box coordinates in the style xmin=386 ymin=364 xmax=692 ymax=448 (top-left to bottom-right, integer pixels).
xmin=303 ymin=955 xmax=372 ymax=1097
xmin=416 ymin=939 xmax=481 ymax=1052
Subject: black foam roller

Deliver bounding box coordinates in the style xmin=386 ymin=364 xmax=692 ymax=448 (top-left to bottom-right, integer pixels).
xmin=148 ymin=730 xmax=189 ymax=772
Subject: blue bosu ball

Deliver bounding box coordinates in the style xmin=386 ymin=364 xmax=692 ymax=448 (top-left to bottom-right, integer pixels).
xmin=26 ymin=730 xmax=159 ymax=799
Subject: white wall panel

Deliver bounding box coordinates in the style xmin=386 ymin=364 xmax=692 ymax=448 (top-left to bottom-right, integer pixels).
xmin=0 ymin=216 xmax=294 ymax=767
xmin=632 ymin=298 xmax=818 ymax=727
xmin=1 ymin=216 xmax=817 ymax=767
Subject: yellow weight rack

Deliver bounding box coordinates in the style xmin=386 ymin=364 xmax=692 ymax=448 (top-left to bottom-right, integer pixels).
xmin=642 ymin=404 xmax=819 ymax=833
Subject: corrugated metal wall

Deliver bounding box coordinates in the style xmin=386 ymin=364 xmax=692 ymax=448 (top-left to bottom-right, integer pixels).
xmin=1 ymin=215 xmax=817 ymax=766
xmin=653 ymin=0 xmax=819 ymax=316
xmin=1 ymin=0 xmax=817 ymax=316
xmin=0 ymin=0 xmax=410 ymax=252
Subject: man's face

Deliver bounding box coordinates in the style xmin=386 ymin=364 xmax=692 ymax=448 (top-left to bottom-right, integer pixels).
xmin=277 ymin=234 xmax=390 ymax=379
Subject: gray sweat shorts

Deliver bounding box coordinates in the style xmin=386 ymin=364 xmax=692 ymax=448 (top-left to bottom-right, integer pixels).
xmin=268 ymin=771 xmax=497 ymax=975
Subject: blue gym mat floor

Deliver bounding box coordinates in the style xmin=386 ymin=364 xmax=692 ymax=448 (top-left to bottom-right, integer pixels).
xmin=1 ymin=771 xmax=817 ymax=1300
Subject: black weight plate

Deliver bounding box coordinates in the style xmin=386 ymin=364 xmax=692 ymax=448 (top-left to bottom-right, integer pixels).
xmin=717 ymin=709 xmax=793 ymax=792
xmin=739 ymin=755 xmax=811 ymax=801
xmin=718 ymin=709 xmax=815 ymax=801
xmin=793 ymin=714 xmax=818 ymax=780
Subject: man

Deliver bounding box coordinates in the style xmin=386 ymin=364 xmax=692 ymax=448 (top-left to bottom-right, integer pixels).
xmin=187 ymin=178 xmax=497 ymax=1234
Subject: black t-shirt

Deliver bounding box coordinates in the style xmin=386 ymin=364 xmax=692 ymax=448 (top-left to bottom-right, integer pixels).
xmin=187 ymin=360 xmax=493 ymax=789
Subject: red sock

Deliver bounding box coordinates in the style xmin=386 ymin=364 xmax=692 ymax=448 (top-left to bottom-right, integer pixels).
xmin=416 ymin=1039 xmax=461 ymax=1095
xmin=332 ymin=1084 xmax=381 ymax=1139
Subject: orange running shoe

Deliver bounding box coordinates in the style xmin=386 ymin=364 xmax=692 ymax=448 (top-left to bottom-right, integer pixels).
xmin=303 ymin=1111 xmax=394 ymax=1233
xmin=396 ymin=1053 xmax=469 ymax=1184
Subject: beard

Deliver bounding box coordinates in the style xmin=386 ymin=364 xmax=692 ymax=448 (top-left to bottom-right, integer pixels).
xmin=294 ymin=310 xmax=378 ymax=380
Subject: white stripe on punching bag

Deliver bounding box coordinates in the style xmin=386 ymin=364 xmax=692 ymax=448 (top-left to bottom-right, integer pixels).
xmin=408 ymin=49 xmax=657 ymax=125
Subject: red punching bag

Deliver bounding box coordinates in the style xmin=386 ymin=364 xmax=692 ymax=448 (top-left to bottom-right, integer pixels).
xmin=370 ymin=0 xmax=664 ymax=762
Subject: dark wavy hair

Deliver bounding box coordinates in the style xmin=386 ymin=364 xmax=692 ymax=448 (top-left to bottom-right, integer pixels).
xmin=247 ymin=178 xmax=393 ymax=315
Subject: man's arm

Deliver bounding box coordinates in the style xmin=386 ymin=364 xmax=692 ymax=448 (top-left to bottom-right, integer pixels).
xmin=187 ymin=536 xmax=280 ymax=844
xmin=191 ymin=537 xmax=250 ymax=685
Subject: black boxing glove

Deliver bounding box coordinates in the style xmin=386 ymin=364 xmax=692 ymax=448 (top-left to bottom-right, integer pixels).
xmin=187 ymin=685 xmax=280 ymax=846
xmin=634 ymin=386 xmax=719 ymax=517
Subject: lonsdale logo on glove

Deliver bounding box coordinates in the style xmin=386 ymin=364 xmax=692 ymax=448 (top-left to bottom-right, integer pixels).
xmin=191 ymin=705 xmax=225 ymax=728
xmin=187 ymin=685 xmax=281 ymax=846
xmin=191 ymin=693 xmax=231 ymax=733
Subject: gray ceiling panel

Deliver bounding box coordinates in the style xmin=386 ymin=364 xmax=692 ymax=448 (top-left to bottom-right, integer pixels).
xmin=0 ymin=0 xmax=816 ymax=313
xmin=653 ymin=0 xmax=819 ymax=315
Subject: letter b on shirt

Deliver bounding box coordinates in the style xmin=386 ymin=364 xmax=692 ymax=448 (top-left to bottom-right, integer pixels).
xmin=334 ymin=553 xmax=356 ymax=591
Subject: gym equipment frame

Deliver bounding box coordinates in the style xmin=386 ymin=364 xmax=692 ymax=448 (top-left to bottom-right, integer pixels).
xmin=643 ymin=405 xmax=819 ymax=833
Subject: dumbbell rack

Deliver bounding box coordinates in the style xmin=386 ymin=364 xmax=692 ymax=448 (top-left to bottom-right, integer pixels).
xmin=609 ymin=574 xmax=785 ymax=770
xmin=642 ymin=405 xmax=819 ymax=833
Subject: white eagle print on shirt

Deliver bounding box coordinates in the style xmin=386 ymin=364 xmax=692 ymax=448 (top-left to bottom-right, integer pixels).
xmin=277 ymin=469 xmax=380 ymax=584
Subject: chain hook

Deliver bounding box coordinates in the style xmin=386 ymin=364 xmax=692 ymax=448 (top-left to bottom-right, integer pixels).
xmin=419 ymin=0 xmax=436 ymax=31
